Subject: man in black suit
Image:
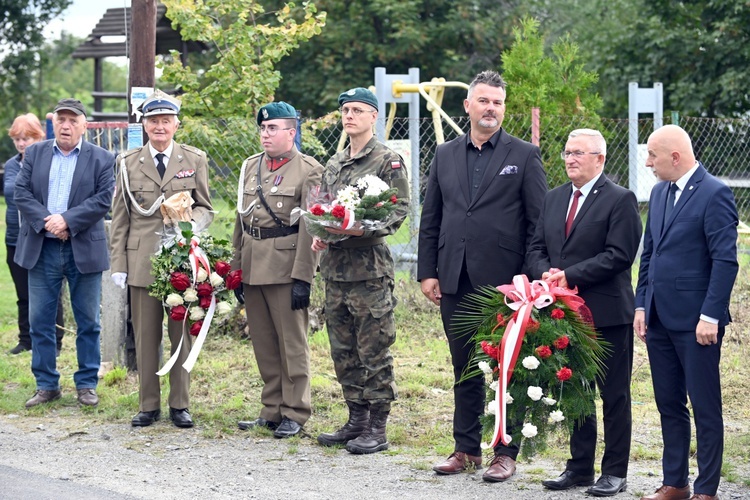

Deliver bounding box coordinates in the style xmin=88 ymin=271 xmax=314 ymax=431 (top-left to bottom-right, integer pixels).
xmin=527 ymin=129 xmax=642 ymax=496
xmin=418 ymin=70 xmax=547 ymax=482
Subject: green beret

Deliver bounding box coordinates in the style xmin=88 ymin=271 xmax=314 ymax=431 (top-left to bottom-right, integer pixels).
xmin=338 ymin=87 xmax=378 ymax=110
xmin=257 ymin=101 xmax=297 ymax=125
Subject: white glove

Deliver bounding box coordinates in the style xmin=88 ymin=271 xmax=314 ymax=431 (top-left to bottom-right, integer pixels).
xmin=111 ymin=272 xmax=127 ymax=289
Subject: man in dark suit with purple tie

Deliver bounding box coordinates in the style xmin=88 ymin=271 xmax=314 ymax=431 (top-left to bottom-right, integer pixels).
xmin=527 ymin=129 xmax=642 ymax=497
xmin=635 ymin=124 xmax=738 ymax=500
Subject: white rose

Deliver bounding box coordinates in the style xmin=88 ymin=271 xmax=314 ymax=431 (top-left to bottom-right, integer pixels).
xmin=542 ymin=397 xmax=557 ymax=406
xmin=522 ymin=423 xmax=538 ymax=438
xmin=209 ymin=272 xmax=224 ymax=288
xmin=189 ymin=306 xmax=205 ymax=321
xmin=550 ymin=410 xmax=565 ymax=423
xmin=486 ymin=403 xmax=497 ymax=415
xmin=196 ymin=268 xmax=208 ymax=283
xmin=478 ymin=361 xmax=493 ymax=375
xmin=215 ymin=301 xmax=232 ymax=315
xmin=527 ymin=386 xmax=544 ymax=401
xmin=489 ymin=380 xmax=498 ymax=391
xmin=165 ymin=293 xmax=184 ymax=307
xmin=506 ymin=393 xmax=514 ymax=404
xmin=183 ymin=288 xmax=199 ymax=303
xmin=522 ymin=356 xmax=540 ymax=370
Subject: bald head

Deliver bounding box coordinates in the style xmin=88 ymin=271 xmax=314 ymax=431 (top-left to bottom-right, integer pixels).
xmin=645 ymin=125 xmax=696 ymax=182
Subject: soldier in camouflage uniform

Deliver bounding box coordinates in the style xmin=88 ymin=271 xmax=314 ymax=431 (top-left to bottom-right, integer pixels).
xmin=313 ymin=87 xmax=409 ymax=455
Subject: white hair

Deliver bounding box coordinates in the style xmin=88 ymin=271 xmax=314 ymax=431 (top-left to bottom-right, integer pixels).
xmin=568 ymin=128 xmax=606 ymax=157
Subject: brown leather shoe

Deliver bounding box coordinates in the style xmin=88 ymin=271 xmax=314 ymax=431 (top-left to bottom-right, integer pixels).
xmin=482 ymin=454 xmax=516 ymax=482
xmin=641 ymin=484 xmax=691 ymax=500
xmin=25 ymin=389 xmax=62 ymax=408
xmin=433 ymin=451 xmax=482 ymax=475
xmin=77 ymin=388 xmax=99 ymax=406
xmin=689 ymin=495 xmax=718 ymax=500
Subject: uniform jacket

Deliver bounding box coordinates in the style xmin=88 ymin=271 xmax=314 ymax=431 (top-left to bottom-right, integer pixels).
xmin=109 ymin=141 xmax=213 ymax=288
xmin=527 ymin=176 xmax=642 ymax=328
xmin=417 ymin=129 xmax=547 ymax=293
xmin=635 ymin=164 xmax=738 ymax=331
xmin=14 ymin=139 xmax=115 ymax=273
xmin=231 ymin=147 xmax=323 ymax=285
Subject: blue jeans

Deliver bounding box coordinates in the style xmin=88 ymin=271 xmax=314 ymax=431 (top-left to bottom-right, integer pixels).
xmin=28 ymin=238 xmax=102 ymax=390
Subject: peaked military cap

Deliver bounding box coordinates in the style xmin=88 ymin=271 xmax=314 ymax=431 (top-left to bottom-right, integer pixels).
xmin=257 ymin=101 xmax=297 ymax=125
xmin=338 ymin=87 xmax=378 ymax=110
xmin=139 ymin=90 xmax=181 ymax=117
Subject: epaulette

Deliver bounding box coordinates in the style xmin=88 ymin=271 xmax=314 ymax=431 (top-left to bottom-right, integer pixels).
xmin=300 ymin=153 xmax=323 ymax=169
xmin=118 ymin=146 xmax=144 ymax=160
xmin=178 ymin=143 xmax=206 ymax=156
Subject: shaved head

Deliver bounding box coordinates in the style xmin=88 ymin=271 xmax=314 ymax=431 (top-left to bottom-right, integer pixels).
xmin=645 ymin=125 xmax=696 ymax=182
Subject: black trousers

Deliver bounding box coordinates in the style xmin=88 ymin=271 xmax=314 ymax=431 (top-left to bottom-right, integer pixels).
xmin=439 ymin=262 xmax=519 ymax=459
xmin=566 ymin=323 xmax=633 ymax=478
xmin=6 ymin=244 xmax=65 ymax=348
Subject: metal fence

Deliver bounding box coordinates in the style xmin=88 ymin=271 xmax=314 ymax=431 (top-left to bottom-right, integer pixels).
xmin=87 ymin=113 xmax=750 ymax=265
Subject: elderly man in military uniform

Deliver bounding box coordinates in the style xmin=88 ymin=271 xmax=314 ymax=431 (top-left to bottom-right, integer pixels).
xmin=109 ymin=90 xmax=213 ymax=429
xmin=312 ymin=88 xmax=409 ymax=454
xmin=233 ymin=102 xmax=323 ymax=439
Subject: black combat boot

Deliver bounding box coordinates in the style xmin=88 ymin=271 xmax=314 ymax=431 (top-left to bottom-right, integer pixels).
xmin=345 ymin=407 xmax=389 ymax=454
xmin=317 ymin=401 xmax=370 ymax=446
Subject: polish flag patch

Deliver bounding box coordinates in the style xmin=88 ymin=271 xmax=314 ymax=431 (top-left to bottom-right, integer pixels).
xmin=391 ymin=161 xmax=401 ymax=169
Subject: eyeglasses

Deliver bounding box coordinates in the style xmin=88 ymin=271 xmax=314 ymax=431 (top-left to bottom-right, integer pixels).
xmin=259 ymin=125 xmax=293 ymax=136
xmin=561 ymin=151 xmax=601 ymax=159
xmin=339 ymin=106 xmax=376 ymax=116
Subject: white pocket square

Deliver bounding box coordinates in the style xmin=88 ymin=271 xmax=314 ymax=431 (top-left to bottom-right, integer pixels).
xmin=499 ymin=165 xmax=518 ymax=175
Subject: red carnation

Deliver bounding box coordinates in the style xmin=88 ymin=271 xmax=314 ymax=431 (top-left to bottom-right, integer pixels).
xmin=535 ymin=345 xmax=552 ymax=359
xmin=225 ymin=269 xmax=242 ymax=290
xmin=310 ymin=204 xmax=325 ymax=216
xmin=189 ymin=320 xmax=203 ymax=336
xmin=496 ymin=314 xmax=506 ymax=327
xmin=331 ymin=205 xmax=346 ymax=219
xmin=526 ymin=318 xmax=540 ymax=333
xmin=481 ymin=341 xmax=499 ymax=359
xmin=557 ymin=367 xmax=573 ymax=382
xmin=196 ymin=282 xmax=213 ymax=297
xmin=551 ymin=308 xmax=565 ymax=320
xmin=215 ymin=261 xmax=231 ymax=277
xmin=553 ymin=336 xmax=570 ymax=350
xmin=169 ymin=305 xmax=187 ymax=321
xmin=390 ymin=195 xmax=398 ymax=204
xmin=199 ymin=295 xmax=212 ymax=309
xmin=170 ymin=272 xmax=191 ymax=291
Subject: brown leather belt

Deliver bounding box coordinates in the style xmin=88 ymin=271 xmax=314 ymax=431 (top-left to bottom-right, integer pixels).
xmin=245 ymin=225 xmax=299 ymax=240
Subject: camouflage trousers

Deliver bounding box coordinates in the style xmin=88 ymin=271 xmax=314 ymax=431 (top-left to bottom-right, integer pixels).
xmin=325 ymin=276 xmax=398 ymax=410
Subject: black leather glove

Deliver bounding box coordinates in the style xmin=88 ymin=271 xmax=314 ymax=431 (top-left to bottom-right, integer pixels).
xmin=291 ymin=279 xmax=311 ymax=311
xmin=234 ymin=287 xmax=245 ymax=305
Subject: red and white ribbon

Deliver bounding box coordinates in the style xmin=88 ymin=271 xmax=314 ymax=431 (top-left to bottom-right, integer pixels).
xmin=341 ymin=208 xmax=356 ymax=230
xmin=156 ymin=295 xmax=217 ymax=376
xmin=188 ymin=236 xmax=211 ymax=285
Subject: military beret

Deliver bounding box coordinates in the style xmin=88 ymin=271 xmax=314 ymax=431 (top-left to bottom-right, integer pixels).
xmin=338 ymin=87 xmax=378 ymax=110
xmin=139 ymin=90 xmax=181 ymax=117
xmin=257 ymin=101 xmax=297 ymax=125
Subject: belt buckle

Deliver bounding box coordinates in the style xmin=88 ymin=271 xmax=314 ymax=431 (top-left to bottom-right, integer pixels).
xmin=250 ymin=227 xmax=262 ymax=240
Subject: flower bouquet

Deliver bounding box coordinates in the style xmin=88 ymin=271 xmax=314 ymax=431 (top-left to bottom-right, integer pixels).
xmin=148 ymin=221 xmax=242 ymax=374
xmin=300 ymin=175 xmax=402 ymax=243
xmin=453 ymin=274 xmax=609 ymax=458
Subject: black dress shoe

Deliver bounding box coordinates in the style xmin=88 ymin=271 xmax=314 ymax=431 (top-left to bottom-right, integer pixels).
xmin=586 ymin=474 xmax=627 ymax=497
xmin=132 ymin=409 xmax=161 ymax=427
xmin=542 ymin=470 xmax=595 ymax=490
xmin=238 ymin=417 xmax=278 ymax=431
xmin=9 ymin=343 xmax=31 ymax=355
xmin=169 ymin=408 xmax=194 ymax=428
xmin=273 ymin=417 xmax=302 ymax=438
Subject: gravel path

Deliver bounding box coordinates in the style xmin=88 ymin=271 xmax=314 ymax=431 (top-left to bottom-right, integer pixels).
xmin=1 ymin=414 xmax=749 ymax=499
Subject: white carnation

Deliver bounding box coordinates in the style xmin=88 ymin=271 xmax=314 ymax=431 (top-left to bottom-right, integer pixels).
xmin=478 ymin=361 xmax=493 ymax=375
xmin=542 ymin=397 xmax=557 ymax=406
xmin=183 ymin=288 xmax=199 ymax=302
xmin=527 ymin=386 xmax=544 ymax=401
xmin=209 ymin=272 xmax=224 ymax=288
xmin=189 ymin=306 xmax=205 ymax=321
xmin=550 ymin=410 xmax=565 ymax=423
xmin=196 ymin=268 xmax=208 ymax=283
xmin=165 ymin=293 xmax=184 ymax=307
xmin=506 ymin=393 xmax=514 ymax=404
xmin=522 ymin=356 xmax=540 ymax=370
xmin=522 ymin=423 xmax=538 ymax=438
xmin=489 ymin=380 xmax=498 ymax=391
xmin=486 ymin=403 xmax=497 ymax=415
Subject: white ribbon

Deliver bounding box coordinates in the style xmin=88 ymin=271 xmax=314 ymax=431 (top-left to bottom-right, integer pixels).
xmin=156 ymin=295 xmax=216 ymax=376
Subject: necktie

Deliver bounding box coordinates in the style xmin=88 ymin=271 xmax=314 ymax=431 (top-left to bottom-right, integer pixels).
xmin=663 ymin=182 xmax=678 ymax=229
xmin=155 ymin=153 xmax=166 ymax=178
xmin=565 ymin=189 xmax=582 ymax=237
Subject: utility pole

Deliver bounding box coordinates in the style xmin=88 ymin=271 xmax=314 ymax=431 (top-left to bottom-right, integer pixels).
xmin=128 ymin=0 xmax=157 ymax=128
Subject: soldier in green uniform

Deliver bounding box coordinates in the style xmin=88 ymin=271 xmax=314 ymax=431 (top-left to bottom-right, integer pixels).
xmin=313 ymin=88 xmax=409 ymax=454
xmin=232 ymin=102 xmax=323 ymax=439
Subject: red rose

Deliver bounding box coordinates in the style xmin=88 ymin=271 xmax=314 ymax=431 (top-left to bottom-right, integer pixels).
xmin=526 ymin=318 xmax=540 ymax=333
xmin=215 ymin=261 xmax=231 ymax=277
xmin=553 ymin=336 xmax=570 ymax=350
xmin=496 ymin=314 xmax=506 ymax=327
xmin=169 ymin=305 xmax=187 ymax=321
xmin=310 ymin=204 xmax=325 ymax=216
xmin=199 ymin=295 xmax=212 ymax=309
xmin=550 ymin=308 xmax=565 ymax=320
xmin=225 ymin=269 xmax=242 ymax=290
xmin=556 ymin=367 xmax=573 ymax=382
xmin=189 ymin=320 xmax=203 ymax=336
xmin=481 ymin=341 xmax=499 ymax=359
xmin=170 ymin=272 xmax=191 ymax=291
xmin=331 ymin=205 xmax=346 ymax=219
xmin=390 ymin=195 xmax=398 ymax=204
xmin=535 ymin=345 xmax=552 ymax=359
xmin=196 ymin=282 xmax=213 ymax=297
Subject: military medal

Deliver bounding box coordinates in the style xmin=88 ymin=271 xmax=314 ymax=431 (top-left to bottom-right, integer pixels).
xmin=270 ymin=175 xmax=283 ymax=193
